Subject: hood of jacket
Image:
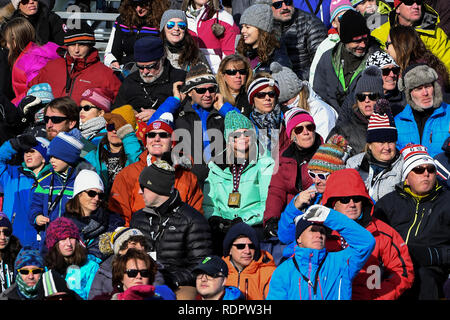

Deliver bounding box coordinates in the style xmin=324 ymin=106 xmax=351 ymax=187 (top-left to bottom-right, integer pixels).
xmin=389 ymin=4 xmax=440 ymax=34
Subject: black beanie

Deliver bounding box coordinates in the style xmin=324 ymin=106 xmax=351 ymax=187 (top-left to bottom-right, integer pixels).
xmin=222 ymin=222 xmax=261 ymax=261
xmin=339 ymin=10 xmax=370 ymax=44
xmin=138 ymin=160 xmax=175 ymax=196
xmin=64 ymin=21 xmax=95 ymax=46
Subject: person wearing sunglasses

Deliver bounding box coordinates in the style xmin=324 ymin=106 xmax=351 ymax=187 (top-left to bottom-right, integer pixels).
xmin=374 ymin=144 xmax=450 ymax=300
xmin=43 ymin=217 xmax=100 ymax=300
xmin=181 ymin=0 xmax=240 ymax=74
xmin=130 ymin=160 xmax=212 ymax=300
xmin=0 ymin=213 xmax=21 ymax=296
xmin=394 ymin=64 xmax=450 ymax=158
xmin=216 ymin=54 xmax=253 ymax=117
xmin=236 ymin=4 xmax=292 ymax=75
xmin=371 ymin=0 xmax=450 ymax=74
xmin=159 ymin=10 xmax=209 ymax=72
xmin=346 ymin=101 xmax=404 ymax=202
xmin=327 ymin=66 xmax=384 ymax=158
xmin=63 ymin=170 xmax=124 ymax=261
xmin=203 ymin=111 xmax=274 ymax=255
xmin=103 ymin=0 xmax=168 ymax=70
xmin=222 ymin=222 xmax=276 ymax=300
xmin=193 ymin=255 xmax=244 ymax=300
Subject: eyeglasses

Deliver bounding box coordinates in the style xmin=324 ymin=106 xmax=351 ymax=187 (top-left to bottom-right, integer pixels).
xmin=193 ymin=86 xmax=217 ymax=94
xmin=411 ymin=165 xmax=436 ymax=175
xmin=0 ymin=229 xmax=12 ymax=237
xmin=17 ymin=268 xmax=44 ymax=275
xmin=196 ymin=273 xmax=224 ymax=281
xmin=385 ymin=40 xmax=392 ymax=49
xmin=308 ymin=170 xmax=330 ymax=181
xmin=84 ymin=190 xmax=105 ymax=200
xmin=231 ymin=131 xmax=252 ymax=139
xmin=338 ymin=196 xmax=364 ymax=204
xmin=125 ymin=269 xmax=150 ymax=278
xmin=293 ymin=123 xmax=316 ymax=134
xmin=254 ymin=91 xmax=276 ymax=99
xmin=232 ymin=243 xmax=255 ymax=250
xmin=272 ymin=0 xmax=293 ymax=9
xmin=381 ymin=67 xmax=400 ymax=76
xmin=166 ymin=21 xmax=187 ymax=30
xmin=401 ymin=0 xmax=422 ymax=6
xmin=146 ymin=131 xmax=171 ymax=139
xmin=79 ymin=105 xmax=98 ymax=112
xmin=356 ymin=93 xmax=379 ymax=102
xmin=136 ymin=61 xmax=160 ymax=71
xmin=44 ymin=115 xmax=68 ymax=124
xmin=224 ymin=69 xmax=248 ymax=76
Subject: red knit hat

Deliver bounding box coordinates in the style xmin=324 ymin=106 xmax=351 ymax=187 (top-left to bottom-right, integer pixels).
xmin=45 ymin=217 xmax=81 ymax=250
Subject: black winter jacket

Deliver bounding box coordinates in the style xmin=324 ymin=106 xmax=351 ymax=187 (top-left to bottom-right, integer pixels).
xmin=373 ymin=183 xmax=450 ymax=269
xmin=130 ymin=190 xmax=212 ymax=289
xmin=112 ymin=59 xmax=186 ymax=111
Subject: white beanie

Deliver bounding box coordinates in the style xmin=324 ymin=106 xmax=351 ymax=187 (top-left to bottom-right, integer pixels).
xmin=112 ymin=227 xmax=144 ymax=255
xmin=401 ymin=144 xmax=436 ymax=181
xmin=73 ymin=169 xmax=104 ymax=198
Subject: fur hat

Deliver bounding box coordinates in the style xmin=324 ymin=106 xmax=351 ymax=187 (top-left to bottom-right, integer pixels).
xmin=270 ymin=62 xmax=304 ymax=103
xmin=398 ymin=64 xmax=443 ymax=111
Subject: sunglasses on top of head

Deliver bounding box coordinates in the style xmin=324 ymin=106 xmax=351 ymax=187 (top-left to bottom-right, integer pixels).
xmin=272 ymin=0 xmax=293 ymax=9
xmin=166 ymin=21 xmax=187 ymax=30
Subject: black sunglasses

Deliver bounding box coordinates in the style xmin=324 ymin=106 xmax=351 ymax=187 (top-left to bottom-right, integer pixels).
xmin=356 ymin=93 xmax=379 ymax=102
xmin=131 ymin=0 xmax=150 ymax=7
xmin=272 ymin=0 xmax=293 ymax=9
xmin=18 ymin=268 xmax=44 ymax=275
xmin=401 ymin=0 xmax=422 ymax=6
xmin=232 ymin=243 xmax=256 ymax=250
xmin=338 ymin=196 xmax=364 ymax=204
xmin=193 ymin=86 xmax=217 ymax=94
xmin=79 ymin=105 xmax=99 ymax=112
xmin=0 ymin=229 xmax=12 ymax=237
xmin=146 ymin=131 xmax=171 ymax=139
xmin=293 ymin=123 xmax=316 ymax=134
xmin=224 ymin=68 xmax=248 ymax=76
xmin=411 ymin=165 xmax=436 ymax=175
xmin=44 ymin=115 xmax=68 ymax=124
xmin=84 ymin=190 xmax=105 ymax=200
xmin=254 ymin=91 xmax=276 ymax=99
xmin=125 ymin=269 xmax=150 ymax=278
xmin=106 ymin=123 xmax=116 ymax=132
xmin=308 ymin=170 xmax=330 ymax=181
xmin=136 ymin=61 xmax=160 ymax=71
xmin=381 ymin=67 xmax=400 ymax=76
xmin=20 ymin=0 xmax=37 ymax=4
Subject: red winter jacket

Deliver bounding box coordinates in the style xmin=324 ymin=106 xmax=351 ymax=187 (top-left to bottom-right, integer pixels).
xmin=322 ymin=169 xmax=415 ymax=300
xmin=29 ymin=47 xmax=121 ymax=104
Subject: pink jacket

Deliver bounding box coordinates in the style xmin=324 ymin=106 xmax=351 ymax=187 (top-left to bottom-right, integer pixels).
xmin=12 ymin=41 xmax=60 ymax=106
xmin=186 ymin=5 xmax=240 ymax=73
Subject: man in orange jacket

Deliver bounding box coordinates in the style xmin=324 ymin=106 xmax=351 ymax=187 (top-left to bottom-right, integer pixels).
xmin=108 ymin=113 xmax=204 ymax=226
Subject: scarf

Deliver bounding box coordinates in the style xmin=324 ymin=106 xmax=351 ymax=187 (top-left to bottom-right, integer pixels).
xmin=250 ymin=104 xmax=282 ymax=148
xmin=15 ymin=273 xmax=40 ymax=300
xmin=187 ymin=4 xmax=204 ymax=18
xmin=79 ymin=117 xmax=106 ymax=140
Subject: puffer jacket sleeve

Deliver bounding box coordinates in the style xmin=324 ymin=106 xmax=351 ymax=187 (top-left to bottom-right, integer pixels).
xmin=277 ymin=195 xmax=301 ymax=245
xmin=121 ymin=131 xmax=144 ymax=165
xmin=0 ymin=140 xmax=17 ymax=183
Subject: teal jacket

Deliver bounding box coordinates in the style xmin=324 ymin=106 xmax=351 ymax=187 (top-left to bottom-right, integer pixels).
xmin=65 ymin=254 xmax=101 ymax=300
xmin=202 ymin=147 xmax=274 ymax=226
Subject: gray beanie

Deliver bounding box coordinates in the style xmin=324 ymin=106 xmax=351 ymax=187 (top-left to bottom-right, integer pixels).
xmin=160 ymin=9 xmax=187 ymax=32
xmin=240 ymin=4 xmax=273 ymax=33
xmin=398 ymin=64 xmax=443 ymax=111
xmin=354 ymin=66 xmax=384 ymax=97
xmin=270 ymin=62 xmax=304 ymax=103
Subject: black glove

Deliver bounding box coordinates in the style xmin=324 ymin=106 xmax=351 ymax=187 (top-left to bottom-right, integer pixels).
xmin=263 ymin=217 xmax=279 ymax=239
xmin=208 ymin=216 xmax=243 ymax=235
xmin=10 ymin=134 xmax=38 ymax=153
xmin=18 ymin=95 xmax=44 ymax=122
xmin=408 ymin=245 xmax=449 ymax=267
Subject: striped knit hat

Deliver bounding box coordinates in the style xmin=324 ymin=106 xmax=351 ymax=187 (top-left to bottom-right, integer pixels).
xmin=64 ymin=22 xmax=95 ymax=46
xmin=47 ymin=129 xmax=84 ymax=165
xmin=284 ymin=107 xmax=315 ymax=139
xmin=247 ymin=77 xmax=280 ymax=105
xmin=366 ymin=99 xmax=397 ymax=143
xmin=308 ymin=134 xmax=349 ymax=173
xmin=181 ymin=62 xmax=216 ymax=94
xmin=401 ymin=144 xmax=436 ymax=181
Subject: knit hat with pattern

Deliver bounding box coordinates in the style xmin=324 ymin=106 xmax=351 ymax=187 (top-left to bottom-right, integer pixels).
xmin=224 ymin=110 xmax=255 ymax=141
xmin=366 ymin=50 xmax=398 ymax=69
xmin=47 ymin=129 xmax=84 ymax=165
xmin=401 ymin=144 xmax=436 ymax=181
xmin=366 ymin=99 xmax=398 ymax=143
xmin=181 ymin=62 xmax=216 ymax=94
xmin=308 ymin=134 xmax=349 ymax=173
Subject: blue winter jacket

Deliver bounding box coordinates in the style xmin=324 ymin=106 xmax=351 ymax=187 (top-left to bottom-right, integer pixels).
xmin=394 ymin=102 xmax=450 ymax=157
xmin=223 ymin=286 xmax=245 ymax=300
xmin=0 ymin=140 xmax=52 ymax=248
xmin=266 ymin=209 xmax=375 ymax=300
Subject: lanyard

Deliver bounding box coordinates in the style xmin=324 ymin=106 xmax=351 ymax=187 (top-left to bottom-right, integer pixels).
xmin=305 ymin=0 xmax=324 ymax=16
xmin=292 ymin=252 xmax=328 ymax=297
xmin=47 ymin=168 xmax=73 ymax=215
xmin=231 ymin=160 xmax=246 ymax=193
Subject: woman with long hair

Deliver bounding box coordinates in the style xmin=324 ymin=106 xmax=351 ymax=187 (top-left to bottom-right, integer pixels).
xmin=159 ymin=9 xmax=208 ymax=72
xmin=235 ymin=4 xmax=291 ymax=74
xmin=2 ymin=17 xmax=59 ymax=105
xmin=386 ymin=25 xmax=449 ymax=94
xmin=216 ymin=54 xmax=253 ymax=116
xmin=104 ymin=0 xmax=169 ymax=70
xmin=182 ymin=0 xmax=240 ymax=73
xmin=0 ymin=213 xmax=22 ymax=294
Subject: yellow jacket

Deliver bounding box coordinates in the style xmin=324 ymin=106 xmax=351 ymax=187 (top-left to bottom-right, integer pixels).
xmin=371 ymin=4 xmax=450 ymax=73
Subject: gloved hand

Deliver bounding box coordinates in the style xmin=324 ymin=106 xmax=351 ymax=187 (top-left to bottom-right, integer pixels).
xmin=103 ymin=113 xmax=129 ymax=131
xmin=407 ymin=244 xmax=447 ymax=267
xmin=10 ymin=134 xmax=38 ymax=153
xmin=303 ymin=204 xmax=331 ymax=223
xmin=117 ymin=285 xmax=155 ymax=300
xmin=208 ymin=216 xmax=242 ymax=235
xmin=18 ymin=96 xmax=44 ymax=123
xmin=263 ymin=217 xmax=279 ymax=238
